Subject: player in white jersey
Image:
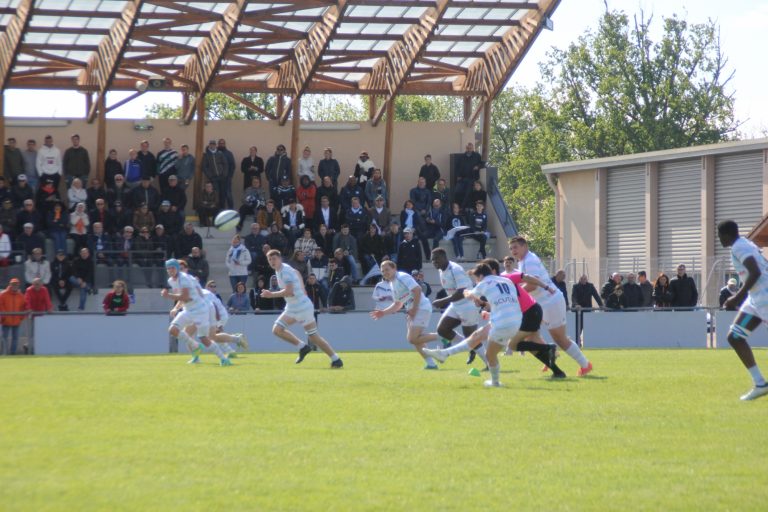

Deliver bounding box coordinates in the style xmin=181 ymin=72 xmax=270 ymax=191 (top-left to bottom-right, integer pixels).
xmin=429 ymin=248 xmax=487 ymax=366
xmin=260 ymin=249 xmax=343 ymax=368
xmin=509 ymin=236 xmax=593 ymax=376
xmin=718 ymin=220 xmax=768 ymax=400
xmin=370 ymin=260 xmax=440 ymax=369
xmin=201 ymin=281 xmax=249 ymax=356
xmin=161 ymin=259 xmax=231 ymax=366
xmin=372 ymin=279 xmax=394 ymax=310
xmin=464 ymin=263 xmax=523 ymax=387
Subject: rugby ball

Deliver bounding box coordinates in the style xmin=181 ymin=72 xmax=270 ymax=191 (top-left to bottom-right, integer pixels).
xmin=214 ymin=210 xmax=240 ymax=231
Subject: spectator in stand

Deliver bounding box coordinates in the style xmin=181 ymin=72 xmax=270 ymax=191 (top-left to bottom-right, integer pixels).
xmin=359 ymin=223 xmax=386 ymax=274
xmin=17 ymin=222 xmax=44 ymax=256
xmin=202 ymin=139 xmax=227 ymax=209
xmin=161 ymin=175 xmax=186 ymax=217
xmin=399 ymin=199 xmax=424 ymax=238
xmin=318 ymin=147 xmax=341 ymax=189
xmin=298 ymin=146 xmax=315 ymax=182
xmin=4 ymin=138 xmax=25 ymax=185
xmin=267 ymin=274 xmax=286 ymax=310
xmin=571 ymin=274 xmax=603 ymax=309
xmin=70 ymin=203 xmax=91 ymax=251
xmin=0 ymin=224 xmax=11 ymax=267
xmin=409 ymin=177 xmax=431 ymax=217
xmin=88 ymin=222 xmax=114 ymax=267
xmin=257 ymin=199 xmax=283 ymax=233
xmin=241 ymin=146 xmax=264 ymax=191
xmin=332 ymin=225 xmax=360 ymax=283
xmin=274 ymin=176 xmax=296 ymax=209
xmin=412 ymin=270 xmax=432 ymax=298
xmin=132 ymin=202 xmax=155 ymax=234
xmin=316 ymin=176 xmax=339 ymax=214
xmin=297 ymin=175 xmax=317 ymax=225
xmin=368 ymin=195 xmax=390 ymax=234
xmin=250 ymin=276 xmax=273 ymax=311
xmin=36 ymin=178 xmax=60 ymax=216
xmin=136 ymin=140 xmax=157 ymax=182
xmin=12 ymin=175 xmax=34 ymax=208
xmin=346 ymin=196 xmax=368 ymax=241
xmin=130 ymin=178 xmax=160 ymax=213
xmin=186 ymin=246 xmax=209 ymax=285
xmin=176 ymin=223 xmax=203 ymax=260
xmin=326 ymin=258 xmax=345 ymax=290
xmin=217 ymin=138 xmax=236 ymax=210
xmin=328 ymin=276 xmax=355 ymax=312
xmin=103 ymin=280 xmax=130 ymax=315
xmin=227 ymin=281 xmax=251 ymax=314
xmin=605 ymin=280 xmax=626 ymax=311
xmin=314 ymin=224 xmax=334 ymax=256
xmin=433 ymin=178 xmax=450 ymax=213
xmin=253 ymin=244 xmax=273 ymax=280
xmin=309 ymin=247 xmax=329 ymax=299
xmin=670 ymin=263 xmax=698 ymax=308
xmin=174 ymin=144 xmax=195 ymax=191
xmin=36 ymin=135 xmax=63 ymax=189
xmin=454 ymin=142 xmax=484 ymax=207
xmin=111 ymin=200 xmax=132 ymax=234
xmin=155 ymin=201 xmax=181 ymax=238
xmin=115 ymin=226 xmax=135 ymax=272
xmin=331 ymin=248 xmax=352 ymax=282
xmin=466 ymin=201 xmax=488 ymax=260
xmin=419 ymin=154 xmax=440 ymax=192
xmin=397 ymin=227 xmax=422 ymax=275
xmin=339 ymin=175 xmax=362 ymax=223
xmin=601 ymin=273 xmax=622 ymax=303
xmin=134 ymin=226 xmax=157 ymax=288
xmin=46 ymin=202 xmax=69 ymax=254
xmin=236 ymin=176 xmax=266 ymax=232
xmin=265 ymin=144 xmax=291 ymax=197
xmin=226 ymin=234 xmax=251 ymax=292
xmin=306 ymin=273 xmax=325 ymax=310
xmin=111 ymin=174 xmax=133 ymax=208
xmin=50 ymin=249 xmax=72 ymax=311
xmin=0 ymin=278 xmax=27 ymax=355
xmin=423 ymin=198 xmax=445 ymax=255
xmin=266 ymin=222 xmax=288 ymax=255
xmin=462 ymin=180 xmax=487 ymax=212
xmin=364 ymin=169 xmax=388 ymax=208
xmin=383 ymin=222 xmax=402 ymax=262
xmin=446 ymin=202 xmax=469 ymax=260
xmin=24 ymin=247 xmax=51 ymax=287
xmin=22 ymin=139 xmax=39 ymax=191
xmin=197 ymin=181 xmax=218 ymax=228
xmin=637 ymin=270 xmax=654 ymax=307
xmin=294 ymin=227 xmax=318 ymax=258
xmin=25 ymin=277 xmax=53 ymax=352
xmin=719 ymin=278 xmax=744 ymax=311
xmin=653 ymin=273 xmax=672 ymax=308
xmin=244 ymin=222 xmax=267 ymax=262
xmin=551 ymin=269 xmax=569 ymax=309
xmin=0 ymin=199 xmax=14 ymax=236
xmin=69 ymin=247 xmax=95 ymax=311
xmin=104 ymin=149 xmax=122 ymax=190
xmin=354 ymin=151 xmax=375 ymax=191
xmin=153 ymin=224 xmax=173 ymax=260
xmin=288 ymin=250 xmax=309 ymax=280
xmin=18 ymin=199 xmax=42 ymax=230
xmin=62 ymin=134 xmax=90 ymax=187
xmin=622 ymin=272 xmax=643 ymax=309
xmin=123 ymin=149 xmax=142 ymax=189
xmin=86 ymin=178 xmax=108 ymax=211
xmin=156 ymin=137 xmax=178 ymax=194
xmin=0 ymin=177 xmax=11 ymax=206
xmin=281 ymin=200 xmax=304 ymax=247
xmin=315 ymin=195 xmax=339 ymax=233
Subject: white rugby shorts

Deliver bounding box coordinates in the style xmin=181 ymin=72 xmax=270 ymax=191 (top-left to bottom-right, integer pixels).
xmin=441 ymin=302 xmax=481 ymax=327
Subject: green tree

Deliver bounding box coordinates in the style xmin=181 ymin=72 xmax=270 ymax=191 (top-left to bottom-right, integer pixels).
xmin=394 ymin=96 xmax=463 ymax=122
xmin=145 ymin=93 xmax=274 ymax=120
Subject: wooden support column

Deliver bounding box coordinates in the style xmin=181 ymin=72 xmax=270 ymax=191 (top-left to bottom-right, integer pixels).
xmin=368 ymin=95 xmax=376 ymax=122
xmin=481 ymin=100 xmax=491 ymax=162
xmin=193 ymin=97 xmax=205 ymax=210
xmin=0 ymin=95 xmax=4 ymax=179
xmin=181 ymin=92 xmax=189 ymax=119
xmin=463 ymin=97 xmax=472 ymax=125
xmin=290 ymin=97 xmax=301 ymax=183
xmin=85 ymin=93 xmax=93 ymax=120
xmin=276 ymin=94 xmax=284 ymax=120
xmin=96 ymin=95 xmax=107 ymax=182
xmin=383 ymin=99 xmax=395 ymax=186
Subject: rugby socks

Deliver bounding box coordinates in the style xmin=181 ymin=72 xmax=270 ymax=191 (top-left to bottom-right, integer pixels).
xmin=489 ymin=364 xmax=500 ymax=385
xmin=474 ymin=343 xmax=488 ymax=366
xmin=425 ymin=356 xmax=437 ymax=367
xmin=296 ymin=340 xmax=307 ymax=349
xmin=440 ymin=336 xmax=454 ymax=348
xmin=531 ymin=350 xmax=566 ymax=377
xmin=330 ymin=353 xmax=340 ymax=362
xmin=177 ymin=330 xmax=199 ymax=351
xmin=517 ymin=341 xmax=546 ymax=352
xmin=748 ymin=365 xmax=766 ymax=386
xmin=565 ymin=341 xmax=589 ymax=368
xmin=209 ymin=342 xmax=227 ymax=360
xmin=445 ymin=339 xmax=471 ymax=355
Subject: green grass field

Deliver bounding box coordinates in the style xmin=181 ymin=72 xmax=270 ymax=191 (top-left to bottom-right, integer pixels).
xmin=1 ymin=349 xmax=767 ymax=511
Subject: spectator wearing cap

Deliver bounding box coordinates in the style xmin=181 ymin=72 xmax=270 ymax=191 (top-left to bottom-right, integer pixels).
xmin=50 ymin=249 xmax=72 ymax=311
xmin=62 ymin=134 xmax=91 ymax=187
xmin=36 ymin=135 xmax=62 ymax=189
xmin=16 ymin=200 xmax=42 ymax=235
xmin=241 ymin=146 xmax=264 ymax=192
xmin=0 ymin=278 xmax=27 ymax=355
xmin=265 ymin=144 xmax=291 ymax=197
xmin=318 ymin=148 xmax=340 ymax=189
xmin=175 ymin=222 xmax=203 ymax=260
xmin=364 ymin=168 xmax=388 ymax=208
xmin=22 ymin=139 xmax=39 ymax=191
xmin=24 ymin=247 xmax=51 ymax=287
xmin=720 ymin=278 xmax=744 ymax=311
xmin=155 ymin=200 xmax=181 ymax=237
xmin=160 ymin=174 xmax=186 ymax=215
xmin=69 ymin=247 xmax=95 ymax=311
xmin=354 ymin=151 xmax=375 ymax=191
xmin=368 ymin=194 xmax=391 ymax=234
xmin=69 ymin=202 xmax=90 ymax=253
xmin=86 ymin=177 xmax=108 ymax=211
xmin=4 ymin=138 xmax=25 ymax=185
xmin=111 ymin=200 xmax=132 ymax=234
xmin=419 ymin=154 xmax=441 ymax=192
xmin=397 ymin=227 xmax=422 ymax=275
xmin=0 ymin=224 xmax=11 ymax=266
xmin=156 ymin=137 xmax=178 ymax=194
xmin=130 ymin=177 xmax=160 ymax=213
xmin=103 ymin=148 xmax=122 ymax=190
xmin=274 ymin=176 xmax=296 ymax=209
xmin=0 ymin=198 xmax=15 ymax=235
xmin=174 ymin=144 xmax=195 ymax=191
xmin=339 ymin=176 xmax=362 ymax=224
xmin=16 ymin=222 xmax=44 ymax=256
xmin=88 ymin=222 xmax=114 ymax=267
xmin=0 ymin=177 xmax=11 ymax=205
xmin=136 ymin=140 xmax=157 ymax=182
xmin=35 ymin=178 xmax=61 ymax=218
xmin=202 ymin=139 xmax=228 ymax=209
xmin=11 ymin=174 xmax=34 ymax=208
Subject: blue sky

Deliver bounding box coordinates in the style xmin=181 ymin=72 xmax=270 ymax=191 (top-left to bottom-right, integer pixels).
xmin=4 ymin=0 xmax=766 ymax=136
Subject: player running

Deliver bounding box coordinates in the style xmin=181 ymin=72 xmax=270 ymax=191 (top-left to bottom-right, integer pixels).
xmin=202 ymin=280 xmax=249 ymax=356
xmin=718 ymin=220 xmax=768 ymax=400
xmin=260 ymin=249 xmax=343 ymax=368
xmin=509 ymin=236 xmax=593 ymax=376
xmin=371 ymin=260 xmax=439 ymax=369
xmin=162 ymin=258 xmax=232 ymax=366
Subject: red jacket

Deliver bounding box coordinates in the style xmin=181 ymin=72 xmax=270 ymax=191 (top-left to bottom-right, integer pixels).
xmin=297 ymin=182 xmax=317 ymax=220
xmin=25 ymin=285 xmax=52 ymax=313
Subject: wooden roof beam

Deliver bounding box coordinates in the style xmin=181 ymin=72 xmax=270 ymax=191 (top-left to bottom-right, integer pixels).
xmin=77 ymin=0 xmax=144 ymax=123
xmin=0 ymin=0 xmax=34 ymax=92
xmin=180 ymin=0 xmax=248 ymax=124
xmin=360 ymin=0 xmax=450 ymax=126
xmin=270 ymin=0 xmax=349 ymax=125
